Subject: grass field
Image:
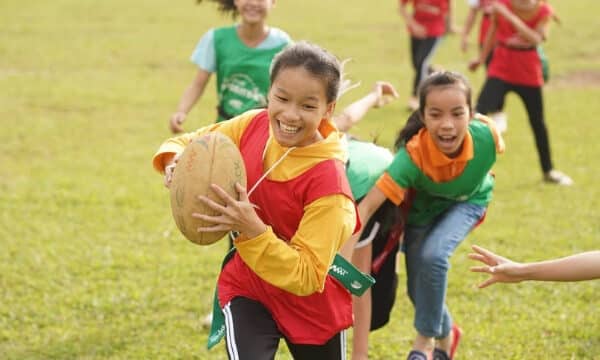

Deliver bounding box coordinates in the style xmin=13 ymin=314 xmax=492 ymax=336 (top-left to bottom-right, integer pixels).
xmin=1 ymin=0 xmax=599 ymax=359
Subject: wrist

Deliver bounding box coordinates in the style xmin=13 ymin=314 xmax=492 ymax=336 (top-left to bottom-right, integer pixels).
xmin=367 ymin=92 xmax=380 ymax=107
xmin=243 ymin=223 xmax=268 ymax=240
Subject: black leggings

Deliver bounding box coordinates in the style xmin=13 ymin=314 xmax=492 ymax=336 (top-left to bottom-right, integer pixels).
xmin=224 ymin=297 xmax=346 ymax=360
xmin=476 ymin=77 xmax=553 ymax=173
xmin=410 ymin=36 xmax=442 ymax=96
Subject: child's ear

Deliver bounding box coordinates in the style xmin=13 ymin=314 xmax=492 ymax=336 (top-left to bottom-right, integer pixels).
xmin=325 ymin=101 xmax=337 ymax=119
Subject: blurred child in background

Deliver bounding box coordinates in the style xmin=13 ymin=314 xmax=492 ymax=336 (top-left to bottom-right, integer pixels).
xmin=469 ymin=0 xmax=572 ymax=185
xmin=399 ymin=0 xmax=453 ymax=111
xmin=461 ymin=0 xmax=509 ymax=133
xmin=168 ymin=0 xmax=290 ymax=133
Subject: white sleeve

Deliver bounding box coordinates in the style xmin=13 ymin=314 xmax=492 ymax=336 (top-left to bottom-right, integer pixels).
xmin=467 ymin=0 xmax=480 ymax=8
xmin=190 ymin=29 xmax=216 ymax=73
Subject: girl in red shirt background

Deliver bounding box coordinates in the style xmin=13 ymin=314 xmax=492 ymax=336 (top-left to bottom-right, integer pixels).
xmin=469 ymin=0 xmax=572 ymax=185
xmin=399 ymin=0 xmax=453 ymax=111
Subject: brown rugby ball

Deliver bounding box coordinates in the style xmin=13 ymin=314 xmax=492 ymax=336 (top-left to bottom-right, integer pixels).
xmin=169 ymin=132 xmax=247 ymax=245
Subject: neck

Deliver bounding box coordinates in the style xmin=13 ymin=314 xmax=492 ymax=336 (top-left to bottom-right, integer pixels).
xmin=237 ymin=22 xmax=269 ymax=47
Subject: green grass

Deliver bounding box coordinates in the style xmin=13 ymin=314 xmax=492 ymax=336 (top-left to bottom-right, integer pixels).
xmin=1 ymin=0 xmax=599 ymax=359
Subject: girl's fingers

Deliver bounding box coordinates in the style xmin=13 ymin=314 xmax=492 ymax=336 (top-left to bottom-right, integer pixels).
xmin=470 ymin=266 xmax=493 ymax=274
xmin=478 ymin=278 xmax=496 ymax=289
xmin=468 ymin=252 xmax=497 ymax=267
xmin=236 ymin=182 xmax=248 ymax=202
xmin=467 ymin=253 xmax=486 ymax=261
xmin=196 ymin=195 xmax=228 ymax=213
xmin=381 ymin=82 xmax=399 ymax=98
xmin=471 ymin=244 xmax=497 ymax=259
xmin=210 ymin=184 xmax=237 ymax=206
xmin=197 ymin=224 xmax=230 ymax=233
xmin=192 ymin=212 xmax=234 ymax=225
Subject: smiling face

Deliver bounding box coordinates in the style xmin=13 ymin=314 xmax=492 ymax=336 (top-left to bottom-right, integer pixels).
xmin=234 ymin=0 xmax=274 ymax=25
xmin=421 ymin=85 xmax=471 ymax=158
xmin=267 ymin=66 xmax=335 ymax=148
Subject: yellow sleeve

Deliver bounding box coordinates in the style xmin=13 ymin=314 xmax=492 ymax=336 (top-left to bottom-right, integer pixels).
xmin=234 ymin=194 xmax=356 ymax=296
xmin=151 ymin=109 xmax=263 ymax=173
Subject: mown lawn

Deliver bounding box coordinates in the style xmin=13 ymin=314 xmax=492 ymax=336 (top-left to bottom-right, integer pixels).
xmin=1 ymin=0 xmax=598 ymax=358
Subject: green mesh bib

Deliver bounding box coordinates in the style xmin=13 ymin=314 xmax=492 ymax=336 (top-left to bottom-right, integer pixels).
xmin=214 ymin=26 xmax=287 ymax=121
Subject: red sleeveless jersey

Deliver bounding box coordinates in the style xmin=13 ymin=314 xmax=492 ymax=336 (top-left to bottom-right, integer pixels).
xmin=403 ymin=0 xmax=450 ymax=37
xmin=487 ymin=0 xmax=552 ymax=86
xmin=217 ymin=110 xmax=355 ymax=344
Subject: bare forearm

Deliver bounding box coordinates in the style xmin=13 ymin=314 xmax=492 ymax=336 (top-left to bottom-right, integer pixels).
xmin=398 ymin=2 xmax=412 ymax=23
xmin=462 ymin=9 xmax=477 ymax=37
xmin=176 ymin=82 xmax=205 ymax=114
xmin=520 ymin=251 xmax=600 ymax=282
xmin=334 ymin=93 xmax=378 ymax=132
xmin=479 ymin=20 xmax=496 ymax=62
xmin=497 ymin=9 xmax=544 ymax=44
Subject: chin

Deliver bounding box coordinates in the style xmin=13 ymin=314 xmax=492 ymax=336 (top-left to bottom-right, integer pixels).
xmin=273 ymin=133 xmax=298 ymax=148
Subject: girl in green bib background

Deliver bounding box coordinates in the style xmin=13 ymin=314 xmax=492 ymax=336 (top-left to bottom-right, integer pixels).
xmin=168 ymin=0 xmax=291 ymax=133
xmin=342 ymin=71 xmax=505 ymax=360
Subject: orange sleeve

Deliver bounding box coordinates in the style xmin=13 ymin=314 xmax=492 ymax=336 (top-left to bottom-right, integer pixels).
xmin=375 ymin=172 xmax=407 ymax=206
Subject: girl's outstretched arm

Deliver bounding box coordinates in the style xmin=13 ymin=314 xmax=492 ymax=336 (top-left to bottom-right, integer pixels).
xmin=469 ymin=245 xmax=600 ymax=287
xmin=461 ymin=7 xmax=479 ymax=52
xmin=169 ymin=69 xmax=212 ymax=133
xmin=468 ymin=12 xmax=497 ymax=71
xmin=490 ymin=2 xmax=548 ymax=45
xmin=333 ymin=82 xmax=399 ymax=132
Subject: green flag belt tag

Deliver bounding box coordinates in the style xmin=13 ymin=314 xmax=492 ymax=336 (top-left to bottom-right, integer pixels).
xmin=207 ymin=253 xmax=375 ymax=349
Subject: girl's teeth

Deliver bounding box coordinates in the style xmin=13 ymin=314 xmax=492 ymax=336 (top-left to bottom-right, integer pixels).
xmin=281 ymin=123 xmax=299 ymax=133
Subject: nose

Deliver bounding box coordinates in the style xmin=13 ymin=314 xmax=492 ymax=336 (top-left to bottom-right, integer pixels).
xmin=281 ymin=104 xmax=302 ymax=123
xmin=440 ymin=116 xmax=454 ymax=129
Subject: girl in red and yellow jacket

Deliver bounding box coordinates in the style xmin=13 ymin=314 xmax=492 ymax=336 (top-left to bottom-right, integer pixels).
xmin=153 ymin=41 xmax=359 ymax=360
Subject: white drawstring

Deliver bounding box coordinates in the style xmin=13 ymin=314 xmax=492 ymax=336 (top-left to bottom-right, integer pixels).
xmin=247 ymin=137 xmax=296 ymax=197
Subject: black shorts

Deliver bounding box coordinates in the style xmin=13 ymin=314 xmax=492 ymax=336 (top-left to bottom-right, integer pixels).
xmin=224 ymin=297 xmax=346 ymax=360
xmin=356 ymin=199 xmax=403 ymax=331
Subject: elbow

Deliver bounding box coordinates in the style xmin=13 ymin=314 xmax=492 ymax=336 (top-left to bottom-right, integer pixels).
xmin=530 ymin=35 xmax=543 ymax=46
xmin=288 ymin=275 xmax=326 ymax=296
xmin=287 ymin=262 xmax=329 ymax=296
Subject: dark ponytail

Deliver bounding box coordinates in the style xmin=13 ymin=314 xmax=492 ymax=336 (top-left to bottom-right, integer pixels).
xmin=197 ymin=0 xmax=238 ymax=18
xmin=394 ymin=110 xmax=423 ymax=151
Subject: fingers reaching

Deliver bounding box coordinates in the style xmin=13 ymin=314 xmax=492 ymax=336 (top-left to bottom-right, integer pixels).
xmin=373 ymin=81 xmax=400 ymax=108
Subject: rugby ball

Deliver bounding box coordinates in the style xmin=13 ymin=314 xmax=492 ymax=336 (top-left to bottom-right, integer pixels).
xmin=169 ymin=132 xmax=247 ymax=245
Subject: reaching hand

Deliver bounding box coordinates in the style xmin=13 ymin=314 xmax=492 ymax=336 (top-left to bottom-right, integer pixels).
xmin=504 ymin=34 xmax=535 ymax=49
xmin=409 ymin=20 xmax=427 ymax=39
xmin=193 ymin=183 xmax=267 ymax=238
xmin=169 ymin=111 xmax=187 ymax=134
xmin=373 ymin=81 xmax=399 ymax=108
xmin=468 ymin=58 xmax=481 ymax=72
xmin=469 ymin=245 xmax=526 ymax=288
xmin=163 ymin=153 xmax=181 ymax=188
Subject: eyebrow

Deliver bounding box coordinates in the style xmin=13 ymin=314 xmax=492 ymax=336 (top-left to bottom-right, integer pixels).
xmin=273 ymin=87 xmax=320 ymax=102
xmin=427 ymin=106 xmax=466 ymax=112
